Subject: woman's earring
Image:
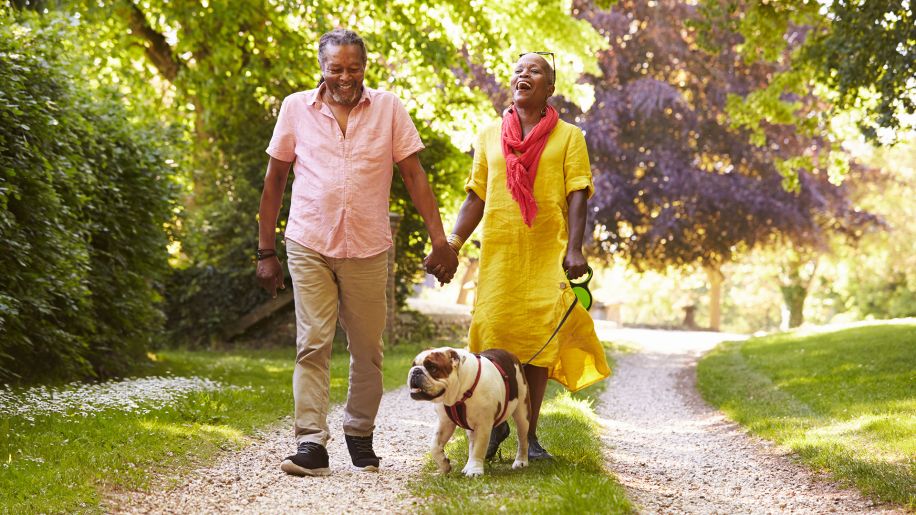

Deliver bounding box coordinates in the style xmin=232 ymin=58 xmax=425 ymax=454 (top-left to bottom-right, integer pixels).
xmin=541 ymin=105 xmax=547 ymax=117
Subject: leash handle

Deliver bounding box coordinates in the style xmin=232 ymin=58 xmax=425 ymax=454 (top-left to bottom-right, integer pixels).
xmin=524 ymin=295 xmax=578 ymax=367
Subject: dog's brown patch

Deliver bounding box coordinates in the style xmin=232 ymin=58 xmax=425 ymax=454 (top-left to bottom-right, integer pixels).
xmin=423 ymin=350 xmax=454 ymax=380
xmin=480 ymin=349 xmax=520 ymax=401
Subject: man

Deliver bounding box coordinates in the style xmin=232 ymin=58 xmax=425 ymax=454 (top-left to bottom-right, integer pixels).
xmin=256 ymin=28 xmax=457 ymax=476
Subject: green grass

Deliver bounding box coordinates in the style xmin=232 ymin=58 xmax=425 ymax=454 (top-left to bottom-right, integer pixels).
xmin=0 ymin=342 xmax=425 ymax=514
xmin=407 ymin=349 xmax=633 ymax=515
xmin=697 ymin=321 xmax=916 ymax=509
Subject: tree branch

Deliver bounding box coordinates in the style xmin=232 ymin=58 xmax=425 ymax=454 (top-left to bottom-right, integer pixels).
xmin=124 ymin=1 xmax=181 ymax=81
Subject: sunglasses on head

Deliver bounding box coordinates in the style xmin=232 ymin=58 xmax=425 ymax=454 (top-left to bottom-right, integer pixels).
xmin=519 ymin=51 xmax=556 ymax=83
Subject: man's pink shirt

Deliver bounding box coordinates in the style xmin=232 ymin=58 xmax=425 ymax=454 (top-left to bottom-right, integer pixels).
xmin=266 ymin=85 xmax=424 ymax=258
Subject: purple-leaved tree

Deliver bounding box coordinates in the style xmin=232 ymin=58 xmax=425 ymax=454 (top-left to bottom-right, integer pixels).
xmin=469 ymin=0 xmax=878 ymax=329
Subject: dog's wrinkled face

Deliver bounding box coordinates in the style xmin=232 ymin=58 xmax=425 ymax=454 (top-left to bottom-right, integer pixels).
xmin=408 ymin=348 xmax=460 ymax=401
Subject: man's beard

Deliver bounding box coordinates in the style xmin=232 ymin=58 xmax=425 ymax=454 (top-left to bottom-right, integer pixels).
xmin=328 ymin=82 xmax=362 ymax=106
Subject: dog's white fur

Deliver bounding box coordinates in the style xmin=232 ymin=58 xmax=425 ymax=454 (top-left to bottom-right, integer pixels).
xmin=407 ymin=347 xmax=529 ymax=477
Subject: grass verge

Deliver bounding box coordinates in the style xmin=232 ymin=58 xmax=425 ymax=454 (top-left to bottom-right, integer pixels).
xmin=697 ymin=321 xmax=915 ymax=509
xmin=0 ymin=341 xmax=424 ymax=514
xmin=407 ymin=347 xmax=633 ymax=514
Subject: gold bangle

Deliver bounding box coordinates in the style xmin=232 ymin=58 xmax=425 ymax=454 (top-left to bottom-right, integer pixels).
xmin=447 ymin=233 xmax=464 ymax=254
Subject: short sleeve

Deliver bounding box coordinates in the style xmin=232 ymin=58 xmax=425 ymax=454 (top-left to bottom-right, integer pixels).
xmin=564 ymin=127 xmax=594 ymax=199
xmin=464 ymin=128 xmax=489 ymax=201
xmin=266 ymin=96 xmax=296 ymax=163
xmin=392 ymin=97 xmax=425 ymax=163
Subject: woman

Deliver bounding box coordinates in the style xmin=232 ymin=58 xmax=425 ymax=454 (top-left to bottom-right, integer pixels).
xmin=432 ymin=52 xmax=610 ymax=460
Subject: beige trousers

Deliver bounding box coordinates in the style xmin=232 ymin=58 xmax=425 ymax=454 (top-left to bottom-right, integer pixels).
xmin=286 ymin=239 xmax=388 ymax=446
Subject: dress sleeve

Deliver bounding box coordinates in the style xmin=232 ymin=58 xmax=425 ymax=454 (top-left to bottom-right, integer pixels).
xmin=564 ymin=127 xmax=594 ymax=199
xmin=266 ymin=96 xmax=297 ymax=163
xmin=391 ymin=96 xmax=425 ymax=163
xmin=464 ymin=128 xmax=489 ymax=201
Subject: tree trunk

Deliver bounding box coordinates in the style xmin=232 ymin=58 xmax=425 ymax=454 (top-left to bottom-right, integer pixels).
xmin=781 ymin=285 xmax=807 ymax=328
xmin=705 ymin=266 xmax=723 ymax=331
xmin=779 ymin=250 xmax=819 ymax=329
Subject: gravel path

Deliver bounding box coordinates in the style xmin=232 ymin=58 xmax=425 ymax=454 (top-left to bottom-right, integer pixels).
xmin=109 ymin=387 xmax=435 ymax=514
xmin=594 ymin=326 xmax=902 ymax=514
xmin=109 ymin=324 xmax=903 ymax=514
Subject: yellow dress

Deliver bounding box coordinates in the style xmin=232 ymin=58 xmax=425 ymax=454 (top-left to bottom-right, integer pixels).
xmin=465 ymin=119 xmax=610 ymax=392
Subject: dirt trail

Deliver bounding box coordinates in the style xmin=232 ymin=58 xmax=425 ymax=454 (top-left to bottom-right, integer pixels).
xmin=594 ymin=326 xmax=901 ymax=514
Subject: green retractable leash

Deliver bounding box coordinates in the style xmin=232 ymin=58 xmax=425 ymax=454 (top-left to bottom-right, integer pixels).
xmin=568 ymin=266 xmax=594 ymax=311
xmin=523 ymin=266 xmax=594 ymax=366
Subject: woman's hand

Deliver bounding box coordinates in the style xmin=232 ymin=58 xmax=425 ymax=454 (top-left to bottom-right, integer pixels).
xmin=563 ymin=249 xmax=588 ymax=281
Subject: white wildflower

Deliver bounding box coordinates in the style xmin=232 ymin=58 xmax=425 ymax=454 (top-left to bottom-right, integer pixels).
xmin=0 ymin=376 xmax=249 ymax=418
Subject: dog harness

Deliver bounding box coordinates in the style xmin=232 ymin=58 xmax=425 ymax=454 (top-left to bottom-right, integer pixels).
xmin=444 ymin=354 xmax=511 ymax=431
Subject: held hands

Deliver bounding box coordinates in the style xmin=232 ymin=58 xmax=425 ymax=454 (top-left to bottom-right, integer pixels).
xmin=256 ymin=256 xmax=286 ymax=298
xmin=424 ymin=242 xmax=459 ymax=285
xmin=563 ymin=248 xmax=589 ymax=282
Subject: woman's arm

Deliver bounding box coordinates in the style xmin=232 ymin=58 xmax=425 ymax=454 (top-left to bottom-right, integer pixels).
xmin=563 ymin=189 xmax=589 ymax=279
xmin=425 ymin=190 xmax=485 ymax=283
xmin=452 ymin=190 xmax=485 ymax=243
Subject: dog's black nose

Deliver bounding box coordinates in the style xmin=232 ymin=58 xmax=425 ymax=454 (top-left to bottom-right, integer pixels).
xmin=408 ymin=368 xmax=425 ymax=388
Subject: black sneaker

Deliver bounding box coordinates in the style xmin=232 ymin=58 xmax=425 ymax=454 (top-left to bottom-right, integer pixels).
xmin=345 ymin=434 xmax=380 ymax=471
xmin=485 ymin=421 xmax=510 ymax=461
xmin=281 ymin=442 xmax=331 ymax=476
xmin=528 ymin=435 xmax=553 ymax=460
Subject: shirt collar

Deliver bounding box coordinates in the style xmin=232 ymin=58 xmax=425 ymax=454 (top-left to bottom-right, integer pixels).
xmin=307 ymin=83 xmax=373 ymax=108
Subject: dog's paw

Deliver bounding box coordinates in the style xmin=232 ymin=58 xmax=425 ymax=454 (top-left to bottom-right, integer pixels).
xmin=437 ymin=458 xmax=452 ymax=474
xmin=512 ymin=459 xmax=529 ymax=469
xmin=462 ymin=464 xmax=485 ymax=477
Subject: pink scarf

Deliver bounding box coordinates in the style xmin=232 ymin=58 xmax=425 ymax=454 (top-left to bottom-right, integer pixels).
xmin=501 ymin=105 xmax=559 ymax=227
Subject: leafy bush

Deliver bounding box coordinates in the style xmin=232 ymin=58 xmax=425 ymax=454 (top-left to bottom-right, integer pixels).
xmin=0 ymin=13 xmax=178 ymax=382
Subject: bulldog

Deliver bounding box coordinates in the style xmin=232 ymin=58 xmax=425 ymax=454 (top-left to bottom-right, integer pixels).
xmin=408 ymin=347 xmax=529 ymax=477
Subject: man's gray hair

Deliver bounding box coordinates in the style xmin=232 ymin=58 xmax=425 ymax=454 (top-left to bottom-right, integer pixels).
xmin=318 ymin=29 xmax=368 ymax=70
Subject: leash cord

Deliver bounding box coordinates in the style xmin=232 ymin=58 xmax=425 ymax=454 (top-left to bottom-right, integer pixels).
xmin=523 ymin=296 xmax=578 ymax=367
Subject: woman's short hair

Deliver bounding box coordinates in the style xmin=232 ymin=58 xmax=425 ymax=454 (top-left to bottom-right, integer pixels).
xmin=318 ymin=29 xmax=368 ymax=70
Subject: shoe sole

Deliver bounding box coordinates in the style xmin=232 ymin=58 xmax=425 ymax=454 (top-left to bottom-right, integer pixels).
xmin=351 ymin=464 xmax=379 ymax=472
xmin=280 ymin=459 xmax=331 ymax=477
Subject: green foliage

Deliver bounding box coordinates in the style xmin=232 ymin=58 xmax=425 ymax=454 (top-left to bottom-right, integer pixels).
xmin=698 ymin=323 xmax=916 ymax=507
xmin=0 ymin=11 xmax=178 ymax=381
xmin=823 ymin=140 xmax=916 ymax=321
xmin=694 ymin=0 xmax=914 ymax=144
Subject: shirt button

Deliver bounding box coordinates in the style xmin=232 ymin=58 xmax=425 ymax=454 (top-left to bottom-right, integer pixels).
xmin=559 ymin=282 xmax=567 ymax=289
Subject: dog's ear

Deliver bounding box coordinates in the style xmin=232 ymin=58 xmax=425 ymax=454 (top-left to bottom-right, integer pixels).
xmin=449 ymin=349 xmax=461 ymax=366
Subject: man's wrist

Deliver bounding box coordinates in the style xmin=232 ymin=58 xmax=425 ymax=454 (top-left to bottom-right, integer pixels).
xmin=256 ymin=248 xmax=277 ymax=261
xmin=430 ymin=234 xmax=448 ymax=248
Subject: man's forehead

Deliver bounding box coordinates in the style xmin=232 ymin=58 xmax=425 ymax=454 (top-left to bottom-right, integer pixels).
xmin=323 ymin=44 xmax=365 ymax=64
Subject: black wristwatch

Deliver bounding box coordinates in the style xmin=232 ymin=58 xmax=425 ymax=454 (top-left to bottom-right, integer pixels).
xmin=256 ymin=248 xmax=277 ymax=261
